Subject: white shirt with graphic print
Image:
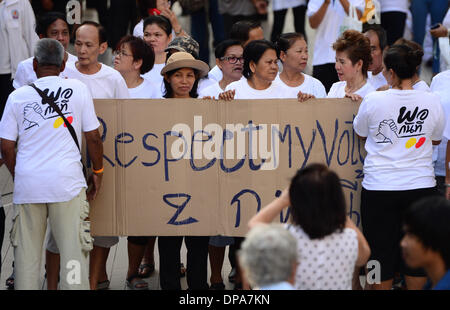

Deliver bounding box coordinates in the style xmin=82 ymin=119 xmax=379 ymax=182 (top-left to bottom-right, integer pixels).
xmin=353 ymin=89 xmax=445 ymax=190
xmin=0 ymin=76 xmax=100 ymax=204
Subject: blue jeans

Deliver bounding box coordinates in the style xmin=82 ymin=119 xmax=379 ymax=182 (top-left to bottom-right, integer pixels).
xmin=410 ymin=0 xmax=448 ymax=73
xmin=190 ymin=0 xmax=225 ymax=65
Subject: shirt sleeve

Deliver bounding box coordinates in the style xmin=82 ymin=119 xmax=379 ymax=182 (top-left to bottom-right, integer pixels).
xmin=432 ymin=99 xmax=447 ymax=141
xmin=115 ymin=75 xmax=130 ymax=99
xmin=0 ymin=94 xmax=19 ymax=141
xmin=80 ymin=84 xmax=101 ymax=132
xmin=306 ymin=0 xmax=322 ymax=17
xmin=13 ymin=61 xmax=27 ymax=89
xmin=353 ymin=96 xmax=370 ymax=138
xmin=314 ymin=79 xmax=327 ymax=98
xmin=22 ymin=0 xmax=39 ymax=57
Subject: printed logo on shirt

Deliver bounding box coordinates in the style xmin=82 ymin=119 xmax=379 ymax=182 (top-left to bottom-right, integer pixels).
xmin=375 ymin=106 xmax=429 ymax=149
xmin=24 ymin=87 xmax=74 ymax=131
xmin=11 ymin=10 xmax=19 ymax=19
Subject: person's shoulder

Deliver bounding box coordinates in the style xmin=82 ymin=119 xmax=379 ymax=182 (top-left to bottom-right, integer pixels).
xmin=99 ymin=64 xmax=122 ymax=77
xmin=226 ymin=79 xmax=244 ymax=90
xmin=431 ymin=70 xmax=450 ymax=86
xmin=18 ymin=56 xmax=34 ymax=67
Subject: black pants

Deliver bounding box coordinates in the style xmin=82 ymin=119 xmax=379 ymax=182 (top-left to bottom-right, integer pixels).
xmin=0 ymin=207 xmax=5 ymax=277
xmin=0 ymin=74 xmax=14 ymax=119
xmin=158 ymin=236 xmax=209 ymax=290
xmin=312 ymin=63 xmax=338 ymax=93
xmin=270 ymin=5 xmax=307 ymax=42
xmin=381 ymin=12 xmax=407 ymax=46
xmin=223 ymin=14 xmax=264 ymax=39
xmin=107 ymin=0 xmax=137 ymax=49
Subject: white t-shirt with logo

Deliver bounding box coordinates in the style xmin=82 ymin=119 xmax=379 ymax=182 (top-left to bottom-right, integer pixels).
xmin=286 ymin=224 xmax=358 ymax=290
xmin=431 ymin=70 xmax=450 ymax=176
xmin=367 ymin=71 xmax=387 ymax=90
xmin=13 ymin=53 xmax=78 ymax=89
xmin=353 ymin=89 xmax=446 ymax=190
xmin=142 ymin=63 xmax=165 ymax=98
xmin=198 ymin=81 xmax=224 ymax=98
xmin=276 ymin=73 xmax=327 ymax=98
xmin=0 ymin=76 xmax=100 ymax=203
xmin=379 ymin=0 xmax=409 ymax=13
xmin=327 ymin=81 xmax=375 ymax=98
xmin=225 ymin=78 xmax=286 ymax=99
xmin=65 ymin=62 xmax=130 ymax=99
xmin=129 ymin=78 xmax=161 ymax=99
xmin=413 ymin=80 xmax=431 ymax=92
xmin=307 ymin=0 xmax=365 ymax=66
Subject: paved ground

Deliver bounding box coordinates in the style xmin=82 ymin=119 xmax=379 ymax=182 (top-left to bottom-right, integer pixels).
xmin=0 ymin=2 xmax=433 ymax=290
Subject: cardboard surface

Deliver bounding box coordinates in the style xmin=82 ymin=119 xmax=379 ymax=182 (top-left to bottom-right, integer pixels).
xmin=89 ymin=98 xmax=364 ymax=236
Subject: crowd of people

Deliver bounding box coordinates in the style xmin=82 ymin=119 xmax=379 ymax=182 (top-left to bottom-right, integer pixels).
xmin=0 ymin=0 xmax=449 ymax=291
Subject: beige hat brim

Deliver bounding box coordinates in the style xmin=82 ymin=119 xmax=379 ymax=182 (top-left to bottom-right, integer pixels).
xmin=160 ymin=59 xmax=210 ymax=78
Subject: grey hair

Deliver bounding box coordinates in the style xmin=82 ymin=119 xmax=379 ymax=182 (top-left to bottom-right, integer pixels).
xmin=238 ymin=223 xmax=298 ymax=288
xmin=34 ymin=38 xmax=64 ymax=67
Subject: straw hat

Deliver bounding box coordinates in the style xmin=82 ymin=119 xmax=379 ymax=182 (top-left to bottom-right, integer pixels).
xmin=160 ymin=52 xmax=209 ymax=78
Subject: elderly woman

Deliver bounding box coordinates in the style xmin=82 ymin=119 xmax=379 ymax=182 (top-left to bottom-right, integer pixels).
xmin=158 ymin=52 xmax=211 ymax=289
xmin=328 ymin=30 xmax=375 ymax=101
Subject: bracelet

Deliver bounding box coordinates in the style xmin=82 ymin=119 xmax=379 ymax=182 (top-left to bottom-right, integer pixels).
xmin=174 ymin=28 xmax=182 ymax=35
xmin=93 ymin=167 xmax=104 ymax=174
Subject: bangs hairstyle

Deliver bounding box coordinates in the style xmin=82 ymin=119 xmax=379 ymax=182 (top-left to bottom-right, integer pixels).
xmin=383 ymin=44 xmax=422 ymax=79
xmin=116 ymin=35 xmax=155 ymax=74
xmin=289 ymin=163 xmax=347 ymax=240
xmin=275 ymin=32 xmax=306 ymax=54
xmin=243 ymin=40 xmax=279 ymax=79
xmin=163 ymin=68 xmax=200 ymax=98
xmin=79 ymin=21 xmax=107 ymax=44
xmin=215 ymin=39 xmax=242 ymax=59
xmin=36 ymin=11 xmax=69 ymax=37
xmin=333 ymin=30 xmax=372 ymax=77
xmin=230 ymin=20 xmax=261 ymax=44
xmin=403 ymin=196 xmax=450 ymax=270
xmin=143 ymin=15 xmax=172 ymax=36
xmin=393 ymin=38 xmax=423 ymax=73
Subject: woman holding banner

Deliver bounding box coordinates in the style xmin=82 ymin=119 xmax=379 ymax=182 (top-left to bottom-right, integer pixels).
xmin=275 ymin=32 xmax=327 ymax=101
xmin=158 ymin=52 xmax=211 ymax=290
xmin=327 ymin=30 xmax=375 ymax=101
xmin=353 ymin=44 xmax=445 ymax=290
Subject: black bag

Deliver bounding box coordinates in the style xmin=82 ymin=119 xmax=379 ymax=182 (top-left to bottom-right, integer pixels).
xmin=178 ymin=0 xmax=205 ymax=14
xmin=29 ymin=83 xmax=87 ymax=179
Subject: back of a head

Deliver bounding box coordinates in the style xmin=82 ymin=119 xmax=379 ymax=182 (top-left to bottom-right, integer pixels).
xmin=230 ymin=20 xmax=261 ymax=44
xmin=34 ymin=38 xmax=64 ymax=67
xmin=363 ymin=24 xmax=387 ymax=51
xmin=239 ymin=224 xmax=297 ymax=288
xmin=215 ymin=39 xmax=242 ymax=59
xmin=242 ymin=39 xmax=278 ymax=79
xmin=392 ymin=38 xmax=423 ymax=72
xmin=36 ymin=11 xmax=68 ymax=37
xmin=403 ymin=196 xmax=450 ymax=270
xmin=79 ymin=21 xmax=107 ymax=44
xmin=383 ymin=44 xmax=422 ymax=79
xmin=289 ymin=163 xmax=347 ymax=240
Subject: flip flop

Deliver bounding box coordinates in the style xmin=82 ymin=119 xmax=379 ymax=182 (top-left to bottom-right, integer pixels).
xmin=126 ymin=274 xmax=149 ymax=290
xmin=138 ymin=263 xmax=155 ymax=278
xmin=96 ymin=279 xmax=110 ymax=290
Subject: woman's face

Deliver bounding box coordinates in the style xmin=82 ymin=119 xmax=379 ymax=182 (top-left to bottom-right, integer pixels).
xmin=335 ymin=50 xmax=362 ymax=82
xmin=217 ymin=45 xmax=244 ymax=82
xmin=143 ymin=23 xmax=171 ymax=54
xmin=280 ymin=39 xmax=308 ymax=72
xmin=250 ymin=48 xmax=279 ymax=83
xmin=114 ymin=43 xmax=138 ymax=75
xmin=166 ymin=68 xmax=196 ymax=98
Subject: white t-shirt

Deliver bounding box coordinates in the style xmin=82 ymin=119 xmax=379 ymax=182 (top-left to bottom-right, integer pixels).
xmin=327 ymin=81 xmax=375 ymax=98
xmin=64 ymin=62 xmax=130 ymax=99
xmin=307 ymin=0 xmax=365 ymax=66
xmin=367 ymin=71 xmax=387 ymax=90
xmin=198 ymin=76 xmax=217 ymax=95
xmin=208 ymin=65 xmax=223 ymax=82
xmin=225 ymin=78 xmax=286 ymax=99
xmin=379 ymin=0 xmax=409 ymax=13
xmin=273 ymin=0 xmax=306 ymax=11
xmin=13 ymin=53 xmax=78 ymax=89
xmin=353 ymin=89 xmax=445 ymax=190
xmin=431 ymin=70 xmax=450 ymax=176
xmin=413 ymin=80 xmax=431 ymax=92
xmin=198 ymin=81 xmax=224 ymax=98
xmin=0 ymin=76 xmax=100 ymax=204
xmin=129 ymin=78 xmax=161 ymax=99
xmin=286 ymin=224 xmax=358 ymax=290
xmin=276 ymin=73 xmax=327 ymax=98
xmin=142 ymin=63 xmax=165 ymax=98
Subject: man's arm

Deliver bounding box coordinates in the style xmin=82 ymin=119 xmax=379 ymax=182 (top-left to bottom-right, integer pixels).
xmin=446 ymin=141 xmax=450 ymax=200
xmin=85 ymin=129 xmax=103 ymax=201
xmin=309 ymin=0 xmax=331 ymax=29
xmin=1 ymin=139 xmax=17 ymax=179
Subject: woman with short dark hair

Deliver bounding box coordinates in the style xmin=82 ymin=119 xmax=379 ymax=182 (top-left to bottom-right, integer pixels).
xmin=353 ymin=44 xmax=446 ymax=290
xmin=248 ymin=163 xmax=371 ymax=290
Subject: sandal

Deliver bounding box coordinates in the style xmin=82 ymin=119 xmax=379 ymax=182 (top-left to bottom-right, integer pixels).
xmin=126 ymin=275 xmax=149 ymax=290
xmin=180 ymin=263 xmax=186 ymax=278
xmin=96 ymin=279 xmax=110 ymax=290
xmin=138 ymin=263 xmax=155 ymax=278
xmin=6 ymin=275 xmax=14 ymax=290
xmin=210 ymin=282 xmax=225 ymax=290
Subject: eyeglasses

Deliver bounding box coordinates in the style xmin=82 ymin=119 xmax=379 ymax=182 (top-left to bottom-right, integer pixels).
xmin=113 ymin=50 xmax=133 ymax=58
xmin=220 ymin=56 xmax=244 ymax=64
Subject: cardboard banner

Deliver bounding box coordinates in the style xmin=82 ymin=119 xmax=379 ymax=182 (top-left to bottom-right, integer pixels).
xmin=89 ymin=99 xmax=364 ymax=236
